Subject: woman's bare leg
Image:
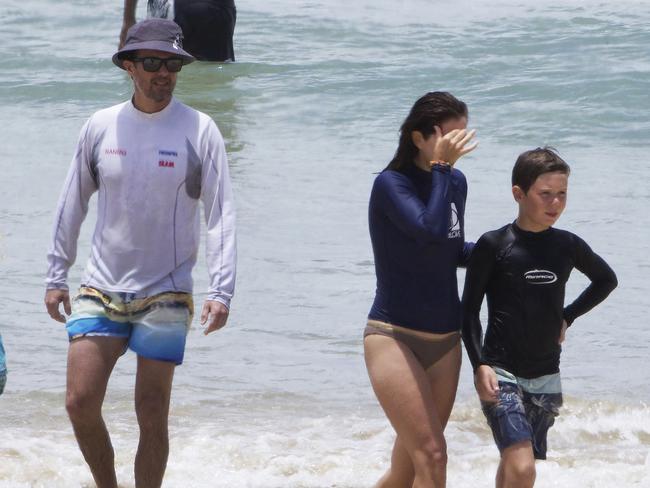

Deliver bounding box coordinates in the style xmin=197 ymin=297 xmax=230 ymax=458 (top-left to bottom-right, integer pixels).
xmin=371 ymin=342 xmax=461 ymax=488
xmin=365 ymin=336 xmax=460 ymax=488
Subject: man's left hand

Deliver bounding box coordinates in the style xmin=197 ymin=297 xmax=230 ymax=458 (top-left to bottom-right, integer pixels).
xmin=200 ymin=300 xmax=229 ymax=335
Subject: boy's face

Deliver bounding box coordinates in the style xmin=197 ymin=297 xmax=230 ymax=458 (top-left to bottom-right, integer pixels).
xmin=513 ymin=171 xmax=568 ymax=232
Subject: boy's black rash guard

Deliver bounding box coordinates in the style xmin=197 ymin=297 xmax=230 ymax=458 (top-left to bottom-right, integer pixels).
xmin=368 ymin=163 xmax=473 ymax=334
xmin=462 ymin=223 xmax=618 ymax=378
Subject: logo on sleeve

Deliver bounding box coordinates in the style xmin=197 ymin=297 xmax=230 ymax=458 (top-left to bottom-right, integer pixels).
xmin=524 ymin=269 xmax=557 ymax=284
xmin=448 ymin=202 xmax=461 ymax=239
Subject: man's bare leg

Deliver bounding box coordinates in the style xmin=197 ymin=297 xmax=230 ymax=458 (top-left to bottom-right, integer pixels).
xmin=66 ymin=337 xmax=127 ymax=488
xmin=134 ymin=355 xmax=175 ymax=488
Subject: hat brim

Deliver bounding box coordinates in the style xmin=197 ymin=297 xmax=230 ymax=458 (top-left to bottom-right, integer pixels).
xmin=113 ymin=41 xmax=195 ymax=69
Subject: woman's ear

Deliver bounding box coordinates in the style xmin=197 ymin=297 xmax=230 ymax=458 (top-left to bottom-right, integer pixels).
xmin=411 ymin=130 xmax=424 ymax=149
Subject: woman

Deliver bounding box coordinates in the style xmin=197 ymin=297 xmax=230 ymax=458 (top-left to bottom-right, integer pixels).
xmin=365 ymin=92 xmax=477 ymax=487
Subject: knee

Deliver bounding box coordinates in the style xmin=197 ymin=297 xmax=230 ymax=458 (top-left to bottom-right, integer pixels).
xmin=505 ymin=459 xmax=536 ymax=485
xmin=65 ymin=391 xmax=101 ymax=425
xmin=412 ymin=439 xmax=448 ymax=474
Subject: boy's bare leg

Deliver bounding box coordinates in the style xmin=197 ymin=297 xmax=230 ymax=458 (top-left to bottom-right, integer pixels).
xmin=66 ymin=337 xmax=127 ymax=488
xmin=496 ymin=440 xmax=535 ymax=488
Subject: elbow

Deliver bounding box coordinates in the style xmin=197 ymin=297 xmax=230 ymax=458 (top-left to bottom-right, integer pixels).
xmin=601 ymin=271 xmax=618 ymax=295
xmin=609 ymin=272 xmax=619 ymax=291
xmin=415 ymin=221 xmax=449 ymax=243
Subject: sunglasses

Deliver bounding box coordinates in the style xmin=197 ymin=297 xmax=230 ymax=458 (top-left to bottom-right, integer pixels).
xmin=131 ymin=56 xmax=184 ymax=73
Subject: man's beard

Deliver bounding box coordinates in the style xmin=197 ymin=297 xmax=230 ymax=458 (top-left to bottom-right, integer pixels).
xmin=146 ymin=78 xmax=175 ymax=103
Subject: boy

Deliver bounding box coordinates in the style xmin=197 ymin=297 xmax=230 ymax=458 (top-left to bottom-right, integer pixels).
xmin=461 ymin=147 xmax=617 ymax=488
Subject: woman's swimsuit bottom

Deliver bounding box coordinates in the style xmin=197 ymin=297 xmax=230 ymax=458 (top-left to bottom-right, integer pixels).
xmin=364 ymin=320 xmax=460 ymax=370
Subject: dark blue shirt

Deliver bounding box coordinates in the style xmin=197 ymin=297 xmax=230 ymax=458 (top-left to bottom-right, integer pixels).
xmin=368 ymin=163 xmax=472 ymax=333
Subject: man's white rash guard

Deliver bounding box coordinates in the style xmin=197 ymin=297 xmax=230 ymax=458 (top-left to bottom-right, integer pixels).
xmin=46 ymin=98 xmax=236 ymax=308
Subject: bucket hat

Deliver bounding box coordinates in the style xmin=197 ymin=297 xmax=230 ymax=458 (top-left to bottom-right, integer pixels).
xmin=113 ymin=18 xmax=195 ymax=69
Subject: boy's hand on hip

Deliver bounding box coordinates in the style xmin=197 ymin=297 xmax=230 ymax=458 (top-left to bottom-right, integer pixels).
xmin=474 ymin=365 xmax=500 ymax=403
xmin=44 ymin=289 xmax=71 ymax=323
xmin=201 ymin=300 xmax=229 ymax=335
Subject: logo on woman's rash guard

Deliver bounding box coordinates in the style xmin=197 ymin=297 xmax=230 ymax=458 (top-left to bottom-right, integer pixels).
xmin=524 ymin=269 xmax=558 ymax=284
xmin=448 ymin=203 xmax=461 ymax=239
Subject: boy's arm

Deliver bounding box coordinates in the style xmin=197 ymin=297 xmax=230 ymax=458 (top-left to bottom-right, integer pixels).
xmin=563 ymin=235 xmax=618 ymax=326
xmin=461 ymin=235 xmax=495 ymax=372
xmin=462 ymin=235 xmax=500 ymax=402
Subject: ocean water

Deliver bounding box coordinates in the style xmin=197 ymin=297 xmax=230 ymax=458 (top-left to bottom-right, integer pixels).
xmin=1 ymin=0 xmax=649 ymax=486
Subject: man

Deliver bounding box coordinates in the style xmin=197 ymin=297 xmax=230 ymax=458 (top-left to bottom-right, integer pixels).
xmin=45 ymin=19 xmax=236 ymax=488
xmin=120 ymin=0 xmax=237 ymax=62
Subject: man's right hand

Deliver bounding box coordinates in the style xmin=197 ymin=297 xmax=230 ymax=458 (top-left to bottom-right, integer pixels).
xmin=474 ymin=364 xmax=500 ymax=403
xmin=45 ymin=289 xmax=71 ymax=323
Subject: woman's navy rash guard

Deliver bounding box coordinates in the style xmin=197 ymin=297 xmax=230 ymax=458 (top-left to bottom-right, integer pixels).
xmin=368 ymin=163 xmax=473 ymax=334
xmin=461 ymin=223 xmax=618 ymax=379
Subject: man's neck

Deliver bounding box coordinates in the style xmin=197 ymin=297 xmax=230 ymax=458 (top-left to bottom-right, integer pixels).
xmin=132 ymin=95 xmax=172 ymax=114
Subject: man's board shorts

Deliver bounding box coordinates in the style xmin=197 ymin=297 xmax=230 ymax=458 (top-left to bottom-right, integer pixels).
xmin=364 ymin=319 xmax=460 ymax=370
xmin=66 ymin=286 xmax=193 ymax=365
xmin=481 ymin=367 xmax=563 ymax=460
xmin=0 ymin=333 xmax=6 ymax=395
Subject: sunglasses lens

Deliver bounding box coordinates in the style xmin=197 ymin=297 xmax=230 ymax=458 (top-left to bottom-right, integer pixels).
xmin=142 ymin=58 xmax=163 ymax=72
xmin=137 ymin=57 xmax=184 ymax=72
xmin=166 ymin=59 xmax=183 ymax=72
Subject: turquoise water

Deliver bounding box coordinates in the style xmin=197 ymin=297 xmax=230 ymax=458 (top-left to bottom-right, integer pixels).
xmin=1 ymin=0 xmax=649 ymax=486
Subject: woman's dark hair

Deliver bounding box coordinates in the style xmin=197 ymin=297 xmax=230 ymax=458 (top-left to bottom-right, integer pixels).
xmin=384 ymin=92 xmax=468 ymax=172
xmin=512 ymin=147 xmax=570 ymax=193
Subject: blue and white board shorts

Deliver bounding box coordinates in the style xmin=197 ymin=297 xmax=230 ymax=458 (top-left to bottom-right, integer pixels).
xmin=66 ymin=286 xmax=193 ymax=365
xmin=481 ymin=367 xmax=563 ymax=460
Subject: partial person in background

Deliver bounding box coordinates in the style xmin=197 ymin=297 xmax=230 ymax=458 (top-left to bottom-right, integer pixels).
xmin=120 ymin=0 xmax=237 ymax=62
xmin=0 ymin=333 xmax=6 ymax=395
xmin=45 ymin=19 xmax=236 ymax=488
xmin=364 ymin=92 xmax=477 ymax=488
xmin=462 ymin=148 xmax=617 ymax=488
